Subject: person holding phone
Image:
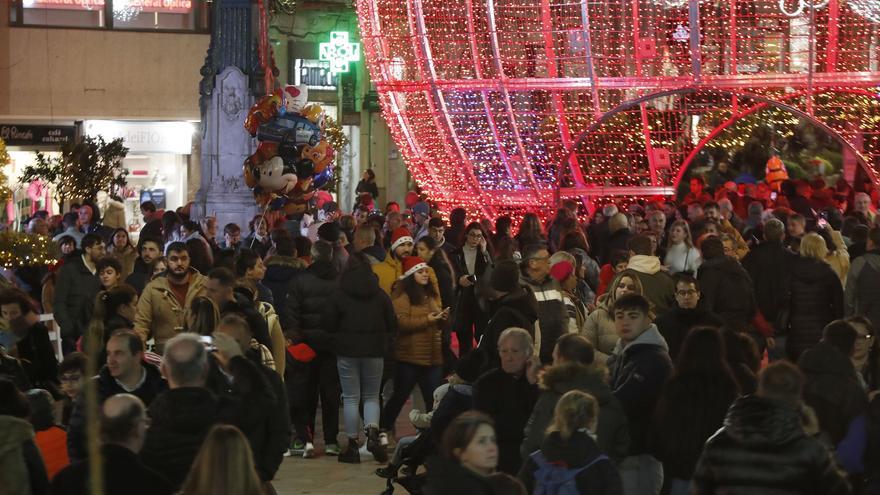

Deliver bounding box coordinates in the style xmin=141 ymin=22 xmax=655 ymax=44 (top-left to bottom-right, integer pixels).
xmin=380 ymin=256 xmax=448 ymax=438
xmin=451 ymin=222 xmax=494 ymax=355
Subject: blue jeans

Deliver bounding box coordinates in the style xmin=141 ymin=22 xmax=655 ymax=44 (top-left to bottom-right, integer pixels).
xmin=380 ymin=362 xmax=442 ymax=431
xmin=337 ymin=356 xmax=384 ymax=439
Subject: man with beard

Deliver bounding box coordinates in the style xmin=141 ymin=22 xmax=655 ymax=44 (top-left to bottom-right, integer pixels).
xmin=134 ymin=242 xmax=207 ymax=354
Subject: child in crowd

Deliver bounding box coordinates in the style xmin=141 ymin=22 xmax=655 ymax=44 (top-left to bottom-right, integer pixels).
xmin=56 ymin=352 xmax=87 ymax=427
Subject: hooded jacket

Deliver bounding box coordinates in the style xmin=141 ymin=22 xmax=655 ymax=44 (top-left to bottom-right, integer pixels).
xmin=133 ymin=270 xmax=207 ymax=351
xmin=522 ymin=363 xmax=630 ymax=463
xmin=845 ymin=249 xmax=880 ymax=329
xmin=0 ymin=415 xmax=48 ymax=495
xmin=798 ymin=342 xmax=868 ymax=445
xmin=281 ymin=260 xmax=338 ymax=351
xmin=581 ymin=295 xmax=619 ymax=367
xmin=624 ymin=255 xmax=677 ymax=314
xmin=607 ymin=324 xmax=673 ymax=455
xmin=474 ymin=368 xmax=539 ymax=474
xmin=697 ymin=256 xmax=757 ymax=330
xmin=323 ymin=265 xmax=398 ymax=358
xmin=518 ymin=430 xmax=623 ymax=495
xmin=479 ymin=289 xmax=539 ymax=371
xmin=692 ymin=396 xmax=851 ymax=495
xmin=787 ymin=257 xmax=844 ymax=360
xmin=262 ymin=255 xmax=307 ymax=311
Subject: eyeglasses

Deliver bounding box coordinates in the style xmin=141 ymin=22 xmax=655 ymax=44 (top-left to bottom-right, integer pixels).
xmin=529 ymin=255 xmax=550 ymax=263
xmin=467 ymin=232 xmax=484 ymax=239
xmin=60 ymin=374 xmax=82 ymax=383
xmin=676 ymin=289 xmax=698 ymax=296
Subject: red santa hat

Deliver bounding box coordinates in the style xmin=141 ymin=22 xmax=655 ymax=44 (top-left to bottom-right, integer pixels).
xmin=390 ymin=227 xmax=414 ymax=252
xmin=399 ymin=256 xmax=428 ymax=280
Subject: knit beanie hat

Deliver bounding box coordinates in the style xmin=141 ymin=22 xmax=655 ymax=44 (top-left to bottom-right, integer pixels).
xmin=390 ymin=227 xmax=414 ymax=252
xmin=455 ymin=350 xmax=486 ymax=383
xmin=550 ymin=260 xmax=574 ymax=283
xmin=317 ymin=221 xmax=341 ymax=242
xmin=490 ymin=259 xmax=521 ymax=293
xmin=412 ymin=201 xmax=430 ymax=217
xmin=399 ymin=256 xmax=428 ymax=280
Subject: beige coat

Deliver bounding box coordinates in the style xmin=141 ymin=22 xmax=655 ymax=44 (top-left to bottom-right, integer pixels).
xmin=580 ymin=296 xmax=618 ymax=367
xmin=134 ymin=271 xmax=207 ymax=352
xmin=391 ymin=286 xmax=444 ymax=367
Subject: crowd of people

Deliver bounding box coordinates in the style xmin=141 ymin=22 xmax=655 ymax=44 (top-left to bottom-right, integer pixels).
xmin=1 ymin=172 xmax=880 ymax=494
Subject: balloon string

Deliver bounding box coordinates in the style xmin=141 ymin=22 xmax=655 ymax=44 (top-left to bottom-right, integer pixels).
xmin=250 ymin=200 xmax=272 ymax=250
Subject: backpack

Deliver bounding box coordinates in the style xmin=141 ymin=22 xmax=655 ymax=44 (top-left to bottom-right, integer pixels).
xmin=531 ymin=451 xmax=609 ymax=495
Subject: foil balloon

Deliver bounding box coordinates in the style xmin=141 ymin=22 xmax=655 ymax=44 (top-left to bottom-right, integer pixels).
xmin=282 ymin=84 xmax=309 ymax=115
xmin=244 ymin=94 xmax=281 ymax=136
xmin=312 ymin=167 xmax=333 ymax=189
xmin=253 ymin=156 xmax=298 ymax=195
xmin=301 ymin=140 xmax=334 ymax=175
xmin=257 ymin=113 xmax=321 ymax=148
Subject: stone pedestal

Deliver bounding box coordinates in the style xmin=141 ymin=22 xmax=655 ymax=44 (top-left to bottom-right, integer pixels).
xmin=193 ymin=66 xmax=258 ymax=233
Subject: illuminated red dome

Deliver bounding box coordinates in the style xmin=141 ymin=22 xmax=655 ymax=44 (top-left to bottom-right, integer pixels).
xmin=357 ymin=0 xmax=880 ymax=216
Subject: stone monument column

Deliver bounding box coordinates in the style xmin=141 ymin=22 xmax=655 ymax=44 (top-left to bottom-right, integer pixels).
xmin=193 ymin=0 xmax=271 ymax=236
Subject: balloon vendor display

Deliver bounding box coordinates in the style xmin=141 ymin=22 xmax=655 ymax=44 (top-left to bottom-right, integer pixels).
xmin=243 ymin=84 xmax=336 ymax=214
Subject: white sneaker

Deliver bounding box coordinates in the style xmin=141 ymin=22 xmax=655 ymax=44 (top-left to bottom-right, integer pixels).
xmin=379 ymin=432 xmax=389 ymax=447
xmin=302 ymin=442 xmax=315 ymax=459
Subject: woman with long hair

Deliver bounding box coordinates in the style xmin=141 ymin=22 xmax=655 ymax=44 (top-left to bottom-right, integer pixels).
xmin=416 ymin=236 xmax=456 ymax=316
xmin=161 ymin=211 xmax=182 ymax=249
xmin=581 ymin=271 xmax=645 ymax=366
xmin=107 ymin=228 xmax=137 ymax=278
xmin=380 ymin=256 xmax=447 ymax=437
xmin=663 ymin=220 xmax=701 ymax=275
xmin=425 ymin=411 xmax=498 ymax=494
xmin=84 ymin=284 xmax=138 ymax=363
xmin=515 ymin=212 xmax=546 ymax=247
xmin=649 ymin=327 xmax=740 ymax=495
xmin=179 ymin=424 xmax=264 ymax=495
xmin=519 ymin=390 xmax=622 ymax=494
xmin=184 ymin=296 xmax=220 ymax=336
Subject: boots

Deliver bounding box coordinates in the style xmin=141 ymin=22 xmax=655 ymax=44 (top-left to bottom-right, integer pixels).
xmin=366 ymin=425 xmax=389 ymax=463
xmin=337 ymin=434 xmax=361 ymax=464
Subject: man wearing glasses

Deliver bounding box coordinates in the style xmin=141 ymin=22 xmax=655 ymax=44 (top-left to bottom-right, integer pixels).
xmin=654 ymin=274 xmax=723 ymax=360
xmin=519 ymin=242 xmax=570 ymax=364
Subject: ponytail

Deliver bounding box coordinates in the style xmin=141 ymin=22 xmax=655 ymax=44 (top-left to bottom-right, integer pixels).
xmin=546 ymin=390 xmax=599 ymax=441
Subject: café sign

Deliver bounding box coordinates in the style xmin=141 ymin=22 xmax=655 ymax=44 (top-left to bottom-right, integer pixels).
xmin=0 ymin=124 xmax=75 ymax=146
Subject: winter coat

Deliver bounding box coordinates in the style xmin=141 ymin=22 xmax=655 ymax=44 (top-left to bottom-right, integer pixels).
xmin=522 ymin=363 xmax=630 ymax=463
xmin=133 ymin=270 xmax=207 ymax=352
xmin=424 ymin=455 xmax=494 ymax=495
xmin=263 ymin=255 xmax=307 ymax=306
xmin=450 ymin=245 xmax=493 ymax=327
xmin=53 ymin=255 xmax=101 ymax=341
xmin=323 ymin=265 xmax=398 ymax=358
xmin=654 ymin=305 xmax=724 ymax=361
xmin=622 ymin=255 xmax=676 ymax=314
xmin=581 ymin=296 xmax=618 ymax=367
xmin=518 ymin=430 xmax=623 ymax=495
xmin=428 ymin=250 xmax=456 ymax=311
xmin=257 ymin=302 xmax=286 ymax=376
xmin=14 ymin=321 xmax=58 ymax=389
xmin=281 ymin=260 xmax=338 ymax=351
xmin=430 ymin=383 xmax=474 ymax=445
xmin=845 ymin=250 xmax=880 ymax=330
xmin=109 ymin=245 xmax=138 ymax=279
xmin=663 ymin=242 xmax=702 ymax=275
xmin=0 ymin=416 xmax=48 ymax=495
xmin=34 ymin=426 xmax=68 ymax=479
xmin=607 ymin=324 xmax=673 ymax=455
xmin=697 ymin=256 xmax=756 ymax=330
xmin=787 ymin=257 xmax=844 ymax=360
xmin=243 ymin=233 xmax=271 ymax=258
xmin=798 ymin=342 xmax=868 ymax=445
xmin=692 ymin=395 xmax=851 ymax=495
xmin=648 ymin=369 xmax=740 ymax=480
xmin=219 ymin=294 xmax=273 ymax=353
xmin=51 ymin=444 xmax=172 ymax=495
xmin=474 ymin=368 xmax=539 ymax=474
xmin=479 ymin=289 xmax=539 ymax=371
xmin=521 ymin=272 xmax=571 ymax=364
xmin=391 ymin=286 xmax=444 ymax=367
xmin=741 ymin=240 xmax=797 ymax=333
xmin=68 ymin=363 xmax=167 ymax=461
xmin=124 ymin=257 xmax=152 ymax=295
xmin=373 ymin=254 xmax=441 ymax=297
xmin=825 ymin=230 xmax=850 ymax=285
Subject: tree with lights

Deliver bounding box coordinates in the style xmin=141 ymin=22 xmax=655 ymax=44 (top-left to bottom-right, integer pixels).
xmin=20 ymin=135 xmax=129 ymax=207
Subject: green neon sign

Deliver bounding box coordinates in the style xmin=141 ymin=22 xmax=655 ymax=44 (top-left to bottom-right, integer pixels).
xmin=319 ymin=31 xmax=361 ymax=74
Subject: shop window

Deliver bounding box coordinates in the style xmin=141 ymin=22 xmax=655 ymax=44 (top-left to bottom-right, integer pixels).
xmin=10 ymin=1 xmax=209 ymax=32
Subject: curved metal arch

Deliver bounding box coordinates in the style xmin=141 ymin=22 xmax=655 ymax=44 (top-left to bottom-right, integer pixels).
xmin=555 ymin=87 xmax=878 ymax=206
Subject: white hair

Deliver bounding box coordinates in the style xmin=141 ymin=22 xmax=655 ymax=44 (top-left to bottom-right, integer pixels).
xmin=498 ymin=327 xmax=535 ymax=358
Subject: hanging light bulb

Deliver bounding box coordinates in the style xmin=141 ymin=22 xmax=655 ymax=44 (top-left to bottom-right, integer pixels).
xmin=848 ymin=0 xmax=880 ymax=23
xmin=779 ymin=0 xmax=830 ymax=17
xmin=113 ymin=0 xmax=143 ymax=22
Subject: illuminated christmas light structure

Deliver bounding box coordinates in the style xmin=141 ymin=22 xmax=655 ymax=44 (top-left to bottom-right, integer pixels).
xmin=357 ymin=0 xmax=880 ymax=218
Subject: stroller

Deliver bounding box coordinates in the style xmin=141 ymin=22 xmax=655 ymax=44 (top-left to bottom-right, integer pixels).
xmin=377 ymin=427 xmax=434 ymax=495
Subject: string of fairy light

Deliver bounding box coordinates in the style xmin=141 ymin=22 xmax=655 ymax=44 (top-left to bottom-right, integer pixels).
xmin=357 ymin=0 xmax=880 ymax=222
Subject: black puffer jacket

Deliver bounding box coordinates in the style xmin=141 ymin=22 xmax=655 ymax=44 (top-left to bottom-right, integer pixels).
xmin=262 ymin=255 xmax=306 ymax=308
xmin=281 ymin=260 xmax=337 ymax=350
xmin=140 ymin=387 xmax=221 ymax=489
xmin=798 ymin=342 xmax=867 ymax=445
xmin=53 ymin=255 xmax=101 ymax=341
xmin=522 ymin=363 xmax=629 ymax=462
xmin=742 ymin=241 xmax=796 ymax=332
xmin=787 ymin=257 xmax=844 ymax=360
xmin=478 ymin=289 xmax=539 ymax=371
xmin=14 ymin=322 xmax=58 ymax=389
xmin=692 ymin=395 xmax=851 ymax=495
xmin=474 ymin=368 xmax=538 ymax=474
xmin=518 ymin=431 xmax=623 ymax=495
xmin=323 ymin=265 xmax=397 ymax=358
xmin=697 ymin=256 xmax=756 ymax=330
xmin=654 ymin=305 xmax=724 ymax=360
xmin=68 ymin=363 xmax=167 ymax=461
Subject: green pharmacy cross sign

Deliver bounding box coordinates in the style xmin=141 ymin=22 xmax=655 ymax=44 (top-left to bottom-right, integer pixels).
xmin=320 ymin=31 xmax=361 ymax=74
